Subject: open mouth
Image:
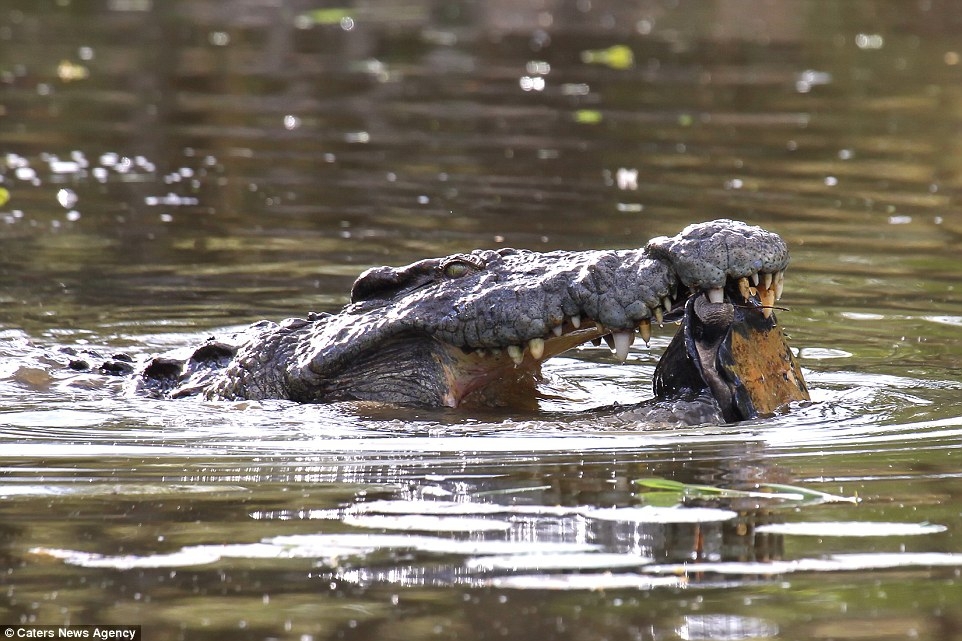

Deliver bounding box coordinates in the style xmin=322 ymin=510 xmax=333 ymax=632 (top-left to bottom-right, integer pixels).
xmin=438 ymin=267 xmax=807 ymax=419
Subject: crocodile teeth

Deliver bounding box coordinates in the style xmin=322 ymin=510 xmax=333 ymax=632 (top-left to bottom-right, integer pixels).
xmin=737 ymin=277 xmax=752 ymax=301
xmin=707 ymin=287 xmax=724 ymax=304
xmin=612 ymin=331 xmax=634 ymax=362
xmin=761 ymin=272 xmax=773 ymax=290
xmin=570 ymin=315 xmax=581 ymax=329
xmin=638 ymin=319 xmax=651 ymax=345
xmin=653 ymin=306 xmax=664 ymax=325
xmin=552 ymin=325 xmax=564 ymax=337
xmin=756 ymin=271 xmax=776 ymax=318
xmin=528 ymin=337 xmax=545 ymax=360
xmin=507 ymin=345 xmax=524 ymax=365
xmin=759 ymin=288 xmax=776 ymax=318
xmin=750 ymin=272 xmax=759 ymax=287
xmin=774 ymin=270 xmax=785 ymax=300
xmin=662 ymin=295 xmax=672 ymax=311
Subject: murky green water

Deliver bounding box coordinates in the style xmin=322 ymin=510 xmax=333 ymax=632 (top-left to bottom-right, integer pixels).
xmin=3 ymin=1 xmax=962 ymax=639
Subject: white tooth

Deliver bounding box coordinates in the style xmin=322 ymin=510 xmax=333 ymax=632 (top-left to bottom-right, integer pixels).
xmin=528 ymin=337 xmax=545 ymax=360
xmin=654 ymin=306 xmax=664 ymax=325
xmin=707 ymin=287 xmax=724 ymax=304
xmin=612 ymin=331 xmax=633 ymax=362
xmin=552 ymin=325 xmax=563 ymax=337
xmin=571 ymin=315 xmax=581 ymax=329
xmin=750 ymin=272 xmax=759 ymax=287
xmin=774 ymin=270 xmax=785 ymax=300
xmin=490 ymin=347 xmax=501 ymax=356
xmin=507 ymin=345 xmax=524 ymax=365
xmin=761 ymin=272 xmax=773 ymax=290
xmin=737 ymin=277 xmax=752 ymax=301
xmin=638 ymin=319 xmax=652 ymax=345
xmin=662 ymin=295 xmax=672 ymax=311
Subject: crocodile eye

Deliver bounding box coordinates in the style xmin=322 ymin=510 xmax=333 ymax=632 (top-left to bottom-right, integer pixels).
xmin=440 ymin=256 xmax=483 ymax=279
xmin=443 ymin=261 xmax=472 ymax=279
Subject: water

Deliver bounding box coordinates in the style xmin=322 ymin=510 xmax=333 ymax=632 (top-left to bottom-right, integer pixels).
xmin=3 ymin=1 xmax=962 ymax=639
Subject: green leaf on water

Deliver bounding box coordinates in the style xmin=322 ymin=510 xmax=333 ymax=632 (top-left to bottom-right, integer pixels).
xmin=580 ymin=45 xmax=634 ymax=70
xmin=574 ymin=109 xmax=603 ymax=124
xmin=760 ymin=483 xmax=860 ymax=504
xmin=0 ymin=187 xmax=10 ymax=207
xmin=632 ymin=477 xmax=859 ymax=507
xmin=297 ymin=8 xmax=353 ymax=26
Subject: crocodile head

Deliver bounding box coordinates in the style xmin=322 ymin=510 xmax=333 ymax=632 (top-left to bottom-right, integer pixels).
xmin=188 ymin=219 xmax=808 ymax=420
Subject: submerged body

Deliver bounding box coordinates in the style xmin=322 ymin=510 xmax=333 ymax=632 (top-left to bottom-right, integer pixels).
xmin=134 ymin=220 xmax=808 ymax=422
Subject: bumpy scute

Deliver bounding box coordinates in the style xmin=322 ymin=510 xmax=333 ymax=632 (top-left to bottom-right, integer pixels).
xmin=645 ymin=219 xmax=789 ymax=289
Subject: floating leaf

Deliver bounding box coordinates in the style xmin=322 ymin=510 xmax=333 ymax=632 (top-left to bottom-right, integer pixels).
xmin=632 ymin=477 xmax=858 ymax=507
xmin=759 ymin=483 xmax=859 ymax=504
xmin=0 ymin=187 xmax=9 ymax=207
xmin=580 ymin=44 xmax=634 ymax=70
xmin=574 ymin=109 xmax=603 ymax=124
xmin=297 ymin=8 xmax=352 ymax=26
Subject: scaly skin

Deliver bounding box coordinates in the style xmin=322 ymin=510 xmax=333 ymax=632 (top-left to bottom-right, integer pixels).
xmin=139 ymin=219 xmax=795 ymax=411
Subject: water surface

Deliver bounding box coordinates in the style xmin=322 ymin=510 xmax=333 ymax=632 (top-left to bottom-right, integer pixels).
xmin=2 ymin=2 xmax=962 ymax=639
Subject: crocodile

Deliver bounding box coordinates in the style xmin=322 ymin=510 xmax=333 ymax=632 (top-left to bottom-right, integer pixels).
xmin=133 ymin=219 xmax=809 ymax=422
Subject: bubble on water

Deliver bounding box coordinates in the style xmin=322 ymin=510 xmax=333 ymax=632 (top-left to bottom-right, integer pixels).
xmin=66 ymin=211 xmax=81 ymax=222
xmin=100 ymin=152 xmax=119 ymax=167
xmin=519 ymin=75 xmax=546 ymax=91
xmin=50 ymin=160 xmax=81 ymax=174
xmin=15 ymin=167 xmax=37 ymax=181
xmin=283 ymin=115 xmax=301 ymax=130
xmin=92 ymin=167 xmax=108 ymax=182
xmin=57 ymin=189 xmax=78 ymax=209
xmin=855 ymin=33 xmax=884 ymax=50
xmin=208 ymin=31 xmax=230 ymax=46
xmin=615 ymin=168 xmax=638 ymax=191
xmin=5 ymin=153 xmax=28 ymax=168
xmin=345 ymin=131 xmax=370 ymax=143
xmin=145 ymin=194 xmax=199 ymax=206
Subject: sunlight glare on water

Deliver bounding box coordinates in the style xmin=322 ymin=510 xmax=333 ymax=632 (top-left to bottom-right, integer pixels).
xmin=3 ymin=1 xmax=962 ymax=639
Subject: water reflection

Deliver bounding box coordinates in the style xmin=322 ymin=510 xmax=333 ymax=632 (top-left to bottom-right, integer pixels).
xmin=4 ymin=0 xmax=962 ymax=639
